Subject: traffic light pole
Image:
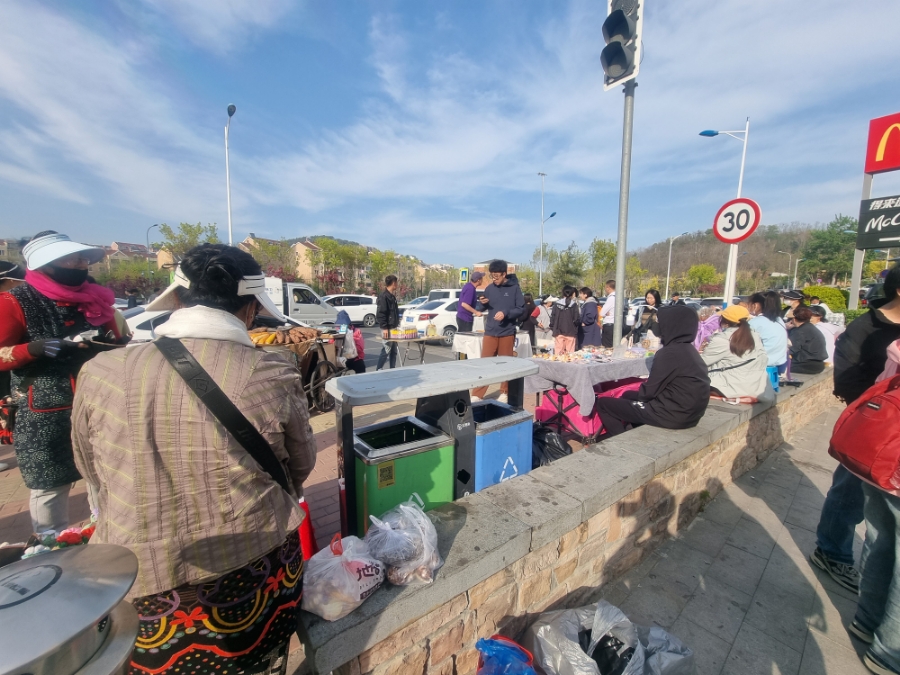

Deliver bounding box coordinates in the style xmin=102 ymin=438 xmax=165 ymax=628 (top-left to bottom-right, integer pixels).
xmin=612 ymin=80 xmax=636 ymax=347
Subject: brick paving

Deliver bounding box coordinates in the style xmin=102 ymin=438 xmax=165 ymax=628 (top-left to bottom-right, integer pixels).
xmin=600 ymin=404 xmax=872 ymax=675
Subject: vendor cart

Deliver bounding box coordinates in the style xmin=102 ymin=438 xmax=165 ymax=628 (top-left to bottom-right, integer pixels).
xmin=325 ymin=357 xmax=539 ymax=536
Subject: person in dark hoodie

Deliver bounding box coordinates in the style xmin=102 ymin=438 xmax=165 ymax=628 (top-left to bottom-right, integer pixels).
xmin=593 ymin=305 xmax=710 ymax=437
xmin=471 ymin=259 xmax=524 ymax=403
xmin=551 ymin=285 xmax=580 ymax=355
xmin=579 ymin=287 xmax=602 ymax=348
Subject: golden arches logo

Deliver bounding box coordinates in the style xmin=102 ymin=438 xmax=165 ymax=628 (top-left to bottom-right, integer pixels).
xmin=876 ymin=124 xmax=900 ymax=162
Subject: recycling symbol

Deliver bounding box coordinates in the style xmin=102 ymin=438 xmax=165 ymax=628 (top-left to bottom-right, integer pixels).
xmin=499 ymin=456 xmax=518 ymax=482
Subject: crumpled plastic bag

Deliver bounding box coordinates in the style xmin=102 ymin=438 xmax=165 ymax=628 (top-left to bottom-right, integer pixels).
xmin=365 ymin=500 xmax=443 ymax=585
xmin=477 ymin=636 xmax=538 ymax=674
xmin=521 ymin=600 xmax=695 ymax=675
xmin=301 ymin=534 xmax=384 ymax=621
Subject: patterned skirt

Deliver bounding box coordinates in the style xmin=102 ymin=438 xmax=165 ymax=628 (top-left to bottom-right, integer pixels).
xmin=129 ymin=531 xmax=303 ymax=675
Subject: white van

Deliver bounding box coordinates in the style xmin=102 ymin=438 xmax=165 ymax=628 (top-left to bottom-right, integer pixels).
xmin=427 ymin=288 xmax=462 ymax=302
xmin=264 ymin=277 xmax=338 ymax=326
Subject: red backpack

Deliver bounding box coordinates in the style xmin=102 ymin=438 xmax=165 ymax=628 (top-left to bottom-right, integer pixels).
xmin=829 ymin=375 xmax=900 ymax=491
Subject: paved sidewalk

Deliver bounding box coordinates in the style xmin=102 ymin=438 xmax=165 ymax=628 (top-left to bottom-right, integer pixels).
xmin=600 ymin=404 xmax=870 ymax=675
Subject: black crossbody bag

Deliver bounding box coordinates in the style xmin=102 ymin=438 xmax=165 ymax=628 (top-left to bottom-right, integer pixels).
xmin=154 ymin=337 xmax=291 ymax=494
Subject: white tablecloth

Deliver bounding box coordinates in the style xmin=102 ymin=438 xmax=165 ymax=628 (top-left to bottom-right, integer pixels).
xmin=452 ymin=332 xmax=533 ymax=359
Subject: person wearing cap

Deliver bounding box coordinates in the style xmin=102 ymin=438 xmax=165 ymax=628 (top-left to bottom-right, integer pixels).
xmin=0 ymin=231 xmax=125 ymax=534
xmin=670 ymin=292 xmax=685 ymax=306
xmin=701 ymin=305 xmax=769 ymax=400
xmin=787 ymin=305 xmax=827 ymax=374
xmin=457 ymin=270 xmax=485 ymax=332
xmin=781 ymin=289 xmax=806 ymax=324
xmin=72 ymin=243 xmax=317 ymax=673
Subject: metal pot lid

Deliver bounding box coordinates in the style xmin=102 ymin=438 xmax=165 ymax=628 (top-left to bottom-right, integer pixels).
xmin=0 ymin=545 xmax=138 ymax=672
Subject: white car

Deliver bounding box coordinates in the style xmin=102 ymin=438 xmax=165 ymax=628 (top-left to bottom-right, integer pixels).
xmin=402 ymin=299 xmax=459 ymax=345
xmin=322 ymin=294 xmax=378 ymax=327
xmin=399 ymin=296 xmax=428 ymax=315
xmin=126 ymin=310 xmax=305 ymax=343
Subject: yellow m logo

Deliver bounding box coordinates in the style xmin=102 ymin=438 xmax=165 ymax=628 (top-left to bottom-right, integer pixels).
xmin=876 ymin=124 xmax=900 ymax=162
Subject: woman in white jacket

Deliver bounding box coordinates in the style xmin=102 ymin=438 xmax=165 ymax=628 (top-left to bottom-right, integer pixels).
xmin=702 ymin=305 xmax=769 ymax=400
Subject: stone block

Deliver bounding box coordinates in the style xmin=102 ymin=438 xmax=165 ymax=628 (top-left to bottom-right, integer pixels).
xmin=468 ymin=560 xmax=522 ymax=609
xmin=428 ymin=656 xmax=454 ymax=675
xmin=479 ymin=474 xmax=582 ymax=550
xmin=553 ymin=555 xmax=579 ymax=585
xmin=530 ymin=446 xmax=655 ymax=520
xmin=521 ymin=539 xmax=559 ymax=577
xmin=357 ymin=594 xmax=468 ymax=672
xmin=586 ymin=507 xmax=610 ymax=540
xmin=428 ymin=611 xmax=475 ymax=667
xmin=476 ymin=583 xmax=518 ymax=636
xmin=517 ymin=567 xmax=552 ymax=612
xmin=558 ymin=522 xmax=588 ymax=559
xmin=455 ymin=647 xmax=481 ymax=675
xmin=366 ymin=642 xmax=428 ymax=675
xmin=604 ymin=424 xmax=715 ymax=475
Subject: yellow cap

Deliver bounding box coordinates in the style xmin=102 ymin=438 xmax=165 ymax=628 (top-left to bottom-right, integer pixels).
xmin=720 ymin=305 xmax=750 ymax=323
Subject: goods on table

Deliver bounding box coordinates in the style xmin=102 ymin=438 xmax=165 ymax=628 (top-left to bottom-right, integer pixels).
xmin=301 ymin=534 xmax=384 ymax=621
xmin=365 ymin=501 xmax=443 ymax=585
xmin=248 ymin=326 xmax=320 ymax=346
xmin=22 ymin=522 xmax=96 ymax=559
xmin=389 ymin=328 xmax=420 ymax=340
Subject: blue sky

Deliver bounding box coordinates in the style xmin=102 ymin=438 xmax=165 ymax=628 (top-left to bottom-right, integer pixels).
xmin=1 ymin=0 xmax=900 ymax=267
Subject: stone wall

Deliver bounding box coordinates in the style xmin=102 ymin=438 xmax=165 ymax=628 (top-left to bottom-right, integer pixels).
xmin=298 ymin=371 xmax=836 ymax=675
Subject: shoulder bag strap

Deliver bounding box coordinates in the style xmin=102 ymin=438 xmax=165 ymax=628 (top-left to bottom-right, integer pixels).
xmin=708 ymin=357 xmax=757 ymax=374
xmin=154 ymin=336 xmax=291 ymax=494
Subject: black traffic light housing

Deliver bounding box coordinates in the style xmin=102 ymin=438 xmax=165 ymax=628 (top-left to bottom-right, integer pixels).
xmin=601 ymin=1 xmax=642 ymax=90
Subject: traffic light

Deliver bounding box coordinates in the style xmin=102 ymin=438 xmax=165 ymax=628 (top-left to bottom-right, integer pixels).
xmin=601 ymin=0 xmax=643 ymax=91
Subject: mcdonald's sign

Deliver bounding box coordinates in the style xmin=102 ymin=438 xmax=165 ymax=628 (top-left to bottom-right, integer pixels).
xmin=866 ymin=112 xmax=900 ymax=174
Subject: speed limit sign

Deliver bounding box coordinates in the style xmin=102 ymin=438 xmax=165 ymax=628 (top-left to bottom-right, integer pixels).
xmin=713 ymin=198 xmax=762 ymax=244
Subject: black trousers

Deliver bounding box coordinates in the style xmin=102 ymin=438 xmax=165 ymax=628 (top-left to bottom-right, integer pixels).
xmin=595 ymin=397 xmax=661 ymax=438
xmin=601 ymin=324 xmax=615 ymax=348
xmin=457 ymin=318 xmax=474 ymax=332
xmin=345 ymin=357 xmax=367 ymax=374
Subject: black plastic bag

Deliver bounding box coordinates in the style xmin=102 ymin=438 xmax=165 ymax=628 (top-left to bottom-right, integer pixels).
xmin=533 ymin=425 xmax=572 ymax=469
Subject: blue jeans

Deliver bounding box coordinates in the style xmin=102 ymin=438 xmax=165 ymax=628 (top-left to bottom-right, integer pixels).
xmin=856 ymin=483 xmax=900 ymax=672
xmin=376 ymin=341 xmax=397 ymax=370
xmin=816 ymin=463 xmax=865 ymax=565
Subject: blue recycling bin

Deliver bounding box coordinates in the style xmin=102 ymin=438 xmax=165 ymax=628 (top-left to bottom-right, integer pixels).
xmin=471 ymin=400 xmax=533 ymax=492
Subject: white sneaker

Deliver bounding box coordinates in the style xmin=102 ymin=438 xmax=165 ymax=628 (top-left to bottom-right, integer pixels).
xmin=497 ymin=393 xmax=508 ymax=403
xmin=470 ymin=395 xmax=482 ymax=402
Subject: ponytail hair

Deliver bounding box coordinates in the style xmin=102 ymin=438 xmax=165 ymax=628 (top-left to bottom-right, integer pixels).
xmin=721 ymin=317 xmax=755 ymax=357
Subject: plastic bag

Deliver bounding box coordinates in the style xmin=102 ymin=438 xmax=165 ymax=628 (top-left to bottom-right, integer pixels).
xmin=365 ymin=500 xmax=443 ymax=585
xmin=521 ymin=600 xmax=694 ymax=675
xmin=342 ymin=331 xmax=358 ymax=360
xmin=301 ymin=534 xmax=384 ymax=621
xmin=532 ymin=425 xmax=572 ymax=469
xmin=477 ymin=636 xmax=537 ymax=674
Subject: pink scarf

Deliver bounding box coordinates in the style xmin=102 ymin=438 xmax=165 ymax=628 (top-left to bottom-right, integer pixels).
xmin=877 ymin=339 xmax=900 ymax=383
xmin=25 ymin=270 xmax=116 ymax=326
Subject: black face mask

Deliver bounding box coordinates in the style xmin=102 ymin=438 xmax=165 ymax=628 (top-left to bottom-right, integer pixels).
xmin=48 ymin=266 xmax=89 ymax=286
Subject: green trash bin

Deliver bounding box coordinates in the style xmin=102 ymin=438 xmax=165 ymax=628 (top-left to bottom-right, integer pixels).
xmin=353 ymin=416 xmax=455 ymax=535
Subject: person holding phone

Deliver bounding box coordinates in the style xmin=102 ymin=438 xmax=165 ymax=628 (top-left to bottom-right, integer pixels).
xmin=470 ymin=259 xmax=524 ymax=403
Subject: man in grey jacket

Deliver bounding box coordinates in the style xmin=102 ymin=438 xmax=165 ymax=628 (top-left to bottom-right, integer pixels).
xmin=471 ymin=259 xmax=524 ymax=403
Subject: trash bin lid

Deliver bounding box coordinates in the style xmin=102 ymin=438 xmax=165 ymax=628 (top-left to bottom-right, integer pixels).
xmin=354 ymin=415 xmax=453 ymax=463
xmin=0 ymin=544 xmax=138 ymax=675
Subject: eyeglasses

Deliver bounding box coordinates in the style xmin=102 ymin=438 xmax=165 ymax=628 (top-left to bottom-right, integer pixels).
xmin=490 ymin=272 xmax=504 ymax=279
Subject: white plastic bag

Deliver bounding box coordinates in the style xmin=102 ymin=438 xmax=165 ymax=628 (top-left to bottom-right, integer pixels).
xmin=342 ymin=331 xmax=358 ymax=360
xmin=301 ymin=534 xmax=384 ymax=621
xmin=365 ymin=501 xmax=444 ymax=585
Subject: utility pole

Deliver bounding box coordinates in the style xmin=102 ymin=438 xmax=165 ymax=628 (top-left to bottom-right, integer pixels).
xmin=612 ymin=80 xmax=636 ymax=346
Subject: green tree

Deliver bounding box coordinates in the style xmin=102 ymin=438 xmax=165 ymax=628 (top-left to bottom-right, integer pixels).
xmin=94 ymin=259 xmax=170 ymax=298
xmin=801 ymin=215 xmax=859 ymax=285
xmin=548 ymin=241 xmax=588 ymax=290
xmin=686 ymin=264 xmax=718 ymax=292
xmin=588 ymin=238 xmax=617 ymax=290
xmin=368 ymin=249 xmax=397 ymax=289
xmin=248 ymin=238 xmax=298 ymax=280
xmin=624 ymin=256 xmax=647 ymax=298
xmin=154 ymin=222 xmax=219 ymax=258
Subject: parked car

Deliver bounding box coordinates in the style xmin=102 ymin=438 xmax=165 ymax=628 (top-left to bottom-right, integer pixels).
xmin=862 ymin=283 xmax=884 ymax=308
xmin=427 ymin=288 xmax=462 ymax=302
xmin=402 ymin=299 xmax=459 ymax=345
xmin=125 ymin=309 xmax=305 ymax=344
xmin=322 ymin=294 xmax=378 ymax=326
xmin=399 ymin=296 xmax=428 ymax=315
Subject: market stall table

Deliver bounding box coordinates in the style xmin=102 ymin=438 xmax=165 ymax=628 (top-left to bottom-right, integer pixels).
xmin=451 ymin=331 xmax=533 ymax=359
xmin=525 ymin=355 xmax=654 ymax=417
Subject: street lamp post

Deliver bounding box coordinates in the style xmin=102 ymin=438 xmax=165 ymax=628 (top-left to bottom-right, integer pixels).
xmin=146 ymin=223 xmax=160 ymax=274
xmin=664 ymin=232 xmax=688 ymax=302
xmin=699 ymin=117 xmax=750 ymax=307
xmin=793 ymin=258 xmax=804 ymax=290
xmin=876 ymin=248 xmax=892 ymax=270
xmin=537 ymin=173 xmax=556 ymax=297
xmin=225 ymin=104 xmax=236 ymax=245
xmin=778 ymin=250 xmax=793 ymax=288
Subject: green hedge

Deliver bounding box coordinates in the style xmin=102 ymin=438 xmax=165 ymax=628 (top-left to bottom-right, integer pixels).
xmin=803 ymin=285 xmax=847 ymax=311
xmin=841 ymin=309 xmax=868 ymax=324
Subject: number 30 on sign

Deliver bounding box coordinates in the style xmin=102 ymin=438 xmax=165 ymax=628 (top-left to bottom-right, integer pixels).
xmin=713 ymin=198 xmax=762 ymax=244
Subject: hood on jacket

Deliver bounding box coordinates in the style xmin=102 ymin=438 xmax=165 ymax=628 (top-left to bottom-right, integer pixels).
xmin=658 ymin=305 xmax=699 ymax=346
xmin=336 ymin=310 xmax=352 ymax=325
xmin=583 ymin=297 xmax=597 ymax=305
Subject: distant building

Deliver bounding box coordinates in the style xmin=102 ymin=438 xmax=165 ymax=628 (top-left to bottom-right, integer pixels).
xmin=474 ymin=260 xmax=517 ymax=274
xmin=0 ymin=239 xmax=24 ymax=264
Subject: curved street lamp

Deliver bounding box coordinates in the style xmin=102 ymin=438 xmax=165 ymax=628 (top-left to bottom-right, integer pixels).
xmin=225 ymin=104 xmax=236 ymax=245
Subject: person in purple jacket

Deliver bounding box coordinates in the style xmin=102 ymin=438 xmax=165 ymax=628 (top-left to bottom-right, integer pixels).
xmin=457 ymin=271 xmax=484 ymax=332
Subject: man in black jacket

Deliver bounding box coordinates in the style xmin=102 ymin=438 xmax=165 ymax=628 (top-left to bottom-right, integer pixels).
xmin=375 ymin=275 xmax=400 ymax=370
xmin=594 ymin=305 xmax=710 ymax=437
xmin=471 ymin=260 xmax=524 ymax=403
xmin=809 ymin=266 xmax=900 ymax=594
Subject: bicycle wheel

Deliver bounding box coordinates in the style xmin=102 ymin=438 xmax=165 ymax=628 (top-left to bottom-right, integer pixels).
xmin=309 ymin=360 xmax=338 ymax=413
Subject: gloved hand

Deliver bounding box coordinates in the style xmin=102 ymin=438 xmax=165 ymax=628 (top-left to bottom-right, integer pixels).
xmin=26 ymin=339 xmax=86 ymax=358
